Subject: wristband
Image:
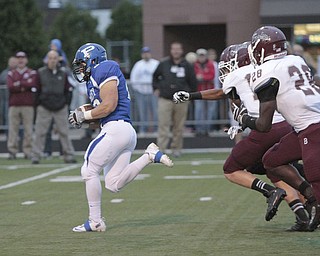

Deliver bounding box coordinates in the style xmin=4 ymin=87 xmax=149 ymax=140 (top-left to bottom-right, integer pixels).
xmin=189 ymin=92 xmax=202 ymax=100
xmin=84 ymin=110 xmax=93 ymax=120
xmin=241 ymin=114 xmax=257 ymax=130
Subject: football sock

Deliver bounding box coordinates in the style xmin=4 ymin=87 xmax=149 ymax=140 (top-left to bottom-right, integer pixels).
xmin=86 ymin=177 xmax=102 ymax=222
xmin=251 ymin=178 xmax=275 ymax=197
xmin=289 ymin=199 xmax=309 ymax=222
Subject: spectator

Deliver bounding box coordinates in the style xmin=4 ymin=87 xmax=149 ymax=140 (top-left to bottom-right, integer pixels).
xmin=31 ymin=50 xmax=76 ymax=164
xmin=7 ymin=52 xmax=37 ymax=159
xmin=0 ymin=56 xmax=18 ymax=84
xmin=292 ymin=44 xmax=317 ymax=75
xmin=130 ymin=46 xmax=159 ymax=135
xmin=43 ymin=38 xmax=68 ymax=67
xmin=42 ymin=38 xmax=70 ymax=157
xmin=185 ymin=52 xmax=197 ymax=65
xmin=207 ymin=48 xmax=221 ymax=88
xmin=0 ymin=56 xmax=18 ymax=126
xmin=153 ymin=41 xmax=197 ymax=157
xmin=193 ymin=48 xmax=216 ymax=136
xmin=184 ymin=51 xmax=198 ymax=132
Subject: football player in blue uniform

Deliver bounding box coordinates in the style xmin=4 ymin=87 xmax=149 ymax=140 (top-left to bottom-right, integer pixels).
xmin=69 ymin=43 xmax=173 ymax=232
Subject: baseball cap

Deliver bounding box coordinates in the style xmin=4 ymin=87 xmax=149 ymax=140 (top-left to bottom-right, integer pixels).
xmin=16 ymin=51 xmax=27 ymax=58
xmin=196 ymin=48 xmax=208 ymax=56
xmin=141 ymin=46 xmax=151 ymax=53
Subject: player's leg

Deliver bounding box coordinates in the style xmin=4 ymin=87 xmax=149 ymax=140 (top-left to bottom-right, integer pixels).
xmin=273 ymin=180 xmax=309 ymax=231
xmin=104 ymin=142 xmax=173 ymax=193
xmin=298 ymin=123 xmax=320 ymax=230
xmin=263 ymin=131 xmax=318 ymax=229
xmin=224 ymin=122 xmax=293 ymax=221
xmin=72 ymin=129 xmax=112 ymax=232
xmin=263 ymin=131 xmax=314 ymax=203
xmin=224 ymin=133 xmax=278 ymax=196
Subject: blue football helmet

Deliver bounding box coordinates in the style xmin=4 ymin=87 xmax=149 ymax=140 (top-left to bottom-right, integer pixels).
xmin=72 ymin=43 xmax=107 ymax=82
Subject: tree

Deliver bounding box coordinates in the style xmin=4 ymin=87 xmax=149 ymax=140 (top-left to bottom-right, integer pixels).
xmin=106 ymin=0 xmax=142 ymax=68
xmin=0 ymin=0 xmax=47 ymax=70
xmin=49 ymin=4 xmax=104 ymax=64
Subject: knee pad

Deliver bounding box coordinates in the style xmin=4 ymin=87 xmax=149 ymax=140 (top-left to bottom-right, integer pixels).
xmin=81 ymin=164 xmax=99 ymax=181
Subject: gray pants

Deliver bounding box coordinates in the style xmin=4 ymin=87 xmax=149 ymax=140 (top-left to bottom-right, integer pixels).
xmin=32 ymin=105 xmax=75 ymax=160
xmin=157 ymin=97 xmax=189 ymax=154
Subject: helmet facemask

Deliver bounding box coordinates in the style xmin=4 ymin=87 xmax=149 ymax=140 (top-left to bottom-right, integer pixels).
xmin=72 ymin=60 xmax=91 ymax=83
xmin=218 ymin=44 xmax=248 ymax=84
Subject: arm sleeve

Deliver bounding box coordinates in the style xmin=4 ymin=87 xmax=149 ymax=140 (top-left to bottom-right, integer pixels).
xmin=20 ymin=70 xmax=37 ymax=90
xmin=226 ymin=87 xmax=240 ymax=100
xmin=255 ymin=78 xmax=279 ymax=102
xmin=7 ymin=71 xmax=21 ymax=93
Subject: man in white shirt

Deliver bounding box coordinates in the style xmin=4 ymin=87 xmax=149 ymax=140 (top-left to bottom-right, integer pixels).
xmin=130 ymin=47 xmax=159 ymax=135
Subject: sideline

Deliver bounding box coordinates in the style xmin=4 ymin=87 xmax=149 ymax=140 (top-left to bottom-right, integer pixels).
xmin=0 ymin=164 xmax=80 ymax=190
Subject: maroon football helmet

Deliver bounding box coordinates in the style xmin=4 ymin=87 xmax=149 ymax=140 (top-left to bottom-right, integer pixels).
xmin=218 ymin=42 xmax=250 ymax=83
xmin=249 ymin=26 xmax=287 ymax=66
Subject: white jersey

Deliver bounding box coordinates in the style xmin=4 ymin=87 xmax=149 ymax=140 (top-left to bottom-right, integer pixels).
xmin=250 ymin=55 xmax=320 ymax=132
xmin=223 ymin=64 xmax=285 ymax=124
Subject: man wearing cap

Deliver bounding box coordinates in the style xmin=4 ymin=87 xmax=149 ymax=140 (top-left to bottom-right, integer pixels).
xmin=7 ymin=51 xmax=38 ymax=159
xmin=130 ymin=46 xmax=159 ymax=135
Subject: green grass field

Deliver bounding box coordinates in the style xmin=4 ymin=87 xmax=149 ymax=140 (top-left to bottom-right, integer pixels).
xmin=0 ymin=152 xmax=319 ymax=256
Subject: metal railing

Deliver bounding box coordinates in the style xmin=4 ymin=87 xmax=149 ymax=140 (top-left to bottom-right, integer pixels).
xmin=0 ymin=84 xmax=231 ymax=134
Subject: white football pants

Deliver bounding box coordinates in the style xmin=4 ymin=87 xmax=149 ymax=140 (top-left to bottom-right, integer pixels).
xmin=80 ymin=120 xmax=151 ymax=222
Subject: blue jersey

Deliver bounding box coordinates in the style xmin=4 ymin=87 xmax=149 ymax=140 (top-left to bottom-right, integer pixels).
xmin=86 ymin=60 xmax=131 ymax=126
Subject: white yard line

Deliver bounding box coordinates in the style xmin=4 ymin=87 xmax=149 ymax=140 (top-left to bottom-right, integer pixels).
xmin=164 ymin=175 xmax=224 ymax=180
xmin=0 ymin=164 xmax=80 ymax=190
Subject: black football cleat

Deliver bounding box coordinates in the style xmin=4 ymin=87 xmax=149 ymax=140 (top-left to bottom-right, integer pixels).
xmin=305 ymin=200 xmax=320 ymax=231
xmin=286 ymin=217 xmax=309 ymax=232
xmin=265 ymin=188 xmax=286 ymax=221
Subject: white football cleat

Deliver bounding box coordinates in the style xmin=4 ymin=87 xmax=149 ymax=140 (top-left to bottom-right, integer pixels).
xmin=72 ymin=218 xmax=106 ymax=232
xmin=145 ymin=143 xmax=173 ymax=167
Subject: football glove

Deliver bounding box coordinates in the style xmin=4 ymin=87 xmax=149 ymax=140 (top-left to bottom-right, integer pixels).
xmin=173 ymin=91 xmax=190 ymax=104
xmin=232 ymin=103 xmax=248 ymax=124
xmin=68 ymin=110 xmax=84 ymax=129
xmin=224 ymin=125 xmax=243 ymax=140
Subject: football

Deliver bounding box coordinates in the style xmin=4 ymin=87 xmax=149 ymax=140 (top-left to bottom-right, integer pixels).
xmin=76 ymin=104 xmax=100 ymax=124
